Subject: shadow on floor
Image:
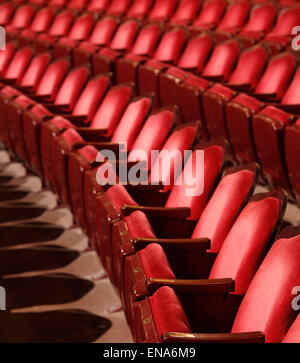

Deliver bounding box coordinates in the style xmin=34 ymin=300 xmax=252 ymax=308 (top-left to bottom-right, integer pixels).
xmin=0 ymin=245 xmax=80 ymax=275
xmin=0 ymin=309 xmax=111 ymax=342
xmin=1 ymin=273 xmax=94 ymax=309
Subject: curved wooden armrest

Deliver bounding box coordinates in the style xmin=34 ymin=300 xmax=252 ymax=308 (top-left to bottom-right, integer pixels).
xmin=252 ymin=92 xmax=277 ymax=101
xmin=133 ymin=237 xmax=210 ymax=252
xmin=125 ymin=183 xmax=164 ymax=193
xmin=61 ymin=115 xmax=88 ymax=126
xmin=161 ymin=331 xmax=265 ymax=343
xmin=32 ymin=94 xmax=52 ymax=102
xmin=203 ymin=75 xmax=224 ymax=82
xmin=146 ymin=278 xmax=235 ymax=295
xmin=277 ymin=104 xmax=300 ymax=114
xmin=16 ymin=85 xmax=34 ymax=92
xmin=76 ymin=127 xmax=109 ymax=140
xmin=3 ymin=78 xmax=17 ymax=85
xmin=225 ymin=83 xmax=251 ymax=92
xmin=43 ymin=104 xmax=70 ymax=113
xmin=121 ymin=205 xmax=191 ymax=218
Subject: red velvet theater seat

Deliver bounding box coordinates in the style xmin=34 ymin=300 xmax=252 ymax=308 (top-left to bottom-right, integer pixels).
xmin=9 ymin=65 xmax=89 ymax=163
xmin=34 ymin=9 xmax=76 ymax=53
xmin=67 ymin=95 xmax=154 ymax=230
xmin=86 ymin=108 xmax=181 ymax=278
xmin=190 ymin=0 xmax=227 ymax=35
xmin=146 ymin=0 xmax=178 ymax=22
xmin=5 ymin=4 xmax=36 ymax=40
xmin=226 ymin=51 xmax=297 ymax=165
xmin=53 ymin=12 xmax=96 ymax=59
xmin=202 ymin=44 xmax=269 ymax=142
xmin=138 ymin=27 xmax=188 ymax=107
xmin=237 ymin=2 xmax=277 ymax=47
xmin=0 ymin=2 xmax=16 ymax=26
xmin=105 ymin=0 xmax=133 ymax=17
xmin=214 ymin=0 xmax=251 ymax=43
xmin=108 ymin=142 xmax=226 ymax=290
xmin=167 ymin=0 xmax=202 ymax=27
xmin=73 ymin=16 xmax=120 ymax=66
xmin=115 ymin=23 xmax=163 ymax=88
xmin=158 ymin=33 xmax=214 ymax=112
xmin=126 ymin=0 xmax=154 ymax=20
xmin=264 ymin=7 xmax=300 ymax=53
xmin=86 ymin=0 xmax=111 ymax=13
xmin=49 ymin=82 xmax=133 ymax=205
xmin=16 ymin=7 xmax=57 ymax=47
xmin=282 ymin=313 xmax=300 ymax=343
xmin=132 ymin=206 xmax=299 ymax=344
xmin=93 ymin=19 xmax=141 ymax=76
xmin=123 ymin=188 xmax=284 ymax=327
xmin=83 ymin=106 xmax=177 ymax=258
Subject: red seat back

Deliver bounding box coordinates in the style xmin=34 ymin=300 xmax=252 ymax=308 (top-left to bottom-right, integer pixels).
xmin=67 ymin=13 xmax=95 ymax=41
xmin=130 ymin=23 xmax=162 ymax=57
xmin=255 ymin=52 xmax=296 ymax=101
xmin=88 ymin=16 xmax=119 ymax=46
xmin=9 ymin=4 xmax=35 ymax=29
xmin=153 ymin=28 xmax=187 ymax=64
xmin=232 ymin=234 xmax=300 ymax=342
xmin=192 ymin=164 xmax=258 ymax=253
xmin=169 ymin=0 xmax=202 ymax=25
xmin=165 ymin=142 xmax=226 ymax=219
xmin=216 ymin=0 xmax=250 ymax=31
xmin=111 ymin=95 xmax=153 ymax=150
xmin=4 ymin=47 xmax=33 ymax=83
xmin=48 ymin=10 xmax=75 ymax=37
xmin=240 ymin=3 xmax=277 ymax=34
xmin=126 ymin=0 xmax=154 ymax=19
xmin=209 ymin=190 xmax=286 ymax=294
xmin=202 ymin=39 xmax=240 ymax=81
xmin=29 ymin=7 xmax=55 ymax=33
xmin=193 ymin=0 xmax=226 ymax=28
xmin=90 ymin=84 xmax=134 ymax=136
xmin=148 ymin=0 xmax=178 ymax=21
xmin=72 ymin=74 xmax=110 ymax=121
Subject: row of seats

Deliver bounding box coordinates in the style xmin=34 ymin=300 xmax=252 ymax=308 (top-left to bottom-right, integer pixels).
xmin=0 ymin=0 xmax=300 ymax=343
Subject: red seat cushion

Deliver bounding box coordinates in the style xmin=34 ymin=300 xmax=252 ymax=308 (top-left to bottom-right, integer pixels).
xmin=125 ymin=210 xmax=156 ymax=240
xmin=106 ymin=184 xmax=138 ymax=214
xmin=149 ymin=286 xmax=191 ymax=341
xmin=209 ymin=196 xmax=280 ymax=294
xmin=138 ymin=243 xmax=175 ymax=279
xmin=192 ymin=169 xmax=255 ymax=253
xmin=232 ymin=236 xmax=300 ymax=343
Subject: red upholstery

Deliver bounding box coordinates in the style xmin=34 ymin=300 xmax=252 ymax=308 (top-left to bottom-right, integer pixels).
xmin=0 ymin=2 xmax=15 ymax=25
xmin=283 ymin=314 xmax=300 ymax=343
xmin=192 ymin=0 xmax=226 ymax=29
xmin=232 ymin=236 xmax=300 ymax=343
xmin=128 ymin=109 xmax=176 ymax=167
xmin=254 ymin=52 xmax=296 ymax=101
xmin=165 ymin=144 xmax=225 ymax=220
xmin=0 ymin=42 xmax=17 ymax=76
xmin=149 ymin=123 xmax=199 ymax=190
xmin=209 ymin=195 xmax=281 ymax=294
xmin=201 ymin=40 xmax=240 ymax=82
xmin=169 ymin=0 xmax=202 ymax=26
xmin=149 ymin=286 xmax=192 ymax=340
xmin=90 ymin=84 xmax=133 ymax=136
xmin=126 ymin=0 xmax=154 ymax=19
xmin=111 ymin=96 xmax=152 ymax=150
xmin=281 ymin=67 xmax=300 ymax=107
xmin=106 ymin=0 xmax=132 ymax=16
xmin=126 ymin=210 xmax=156 ymax=240
xmin=3 ymin=47 xmax=33 ymax=83
xmin=147 ymin=0 xmax=177 ymax=21
xmin=192 ymin=168 xmax=257 ymax=253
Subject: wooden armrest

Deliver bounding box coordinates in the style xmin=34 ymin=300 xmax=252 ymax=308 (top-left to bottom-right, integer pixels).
xmin=75 ymin=141 xmax=123 ymax=152
xmin=133 ymin=237 xmax=210 ymax=252
xmin=161 ymin=331 xmax=265 ymax=343
xmin=277 ymin=104 xmax=300 ymax=114
xmin=253 ymin=92 xmax=277 ymax=101
xmin=3 ymin=78 xmax=17 ymax=85
xmin=225 ymin=83 xmax=251 ymax=91
xmin=16 ymin=85 xmax=34 ymax=92
xmin=203 ymin=75 xmax=224 ymax=82
xmin=76 ymin=127 xmax=109 ymax=140
xmin=43 ymin=104 xmax=70 ymax=113
xmin=121 ymin=204 xmax=191 ymax=218
xmin=61 ymin=115 xmax=88 ymax=126
xmin=146 ymin=278 xmax=235 ymax=295
xmin=126 ymin=183 xmax=164 ymax=193
xmin=32 ymin=94 xmax=52 ymax=102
